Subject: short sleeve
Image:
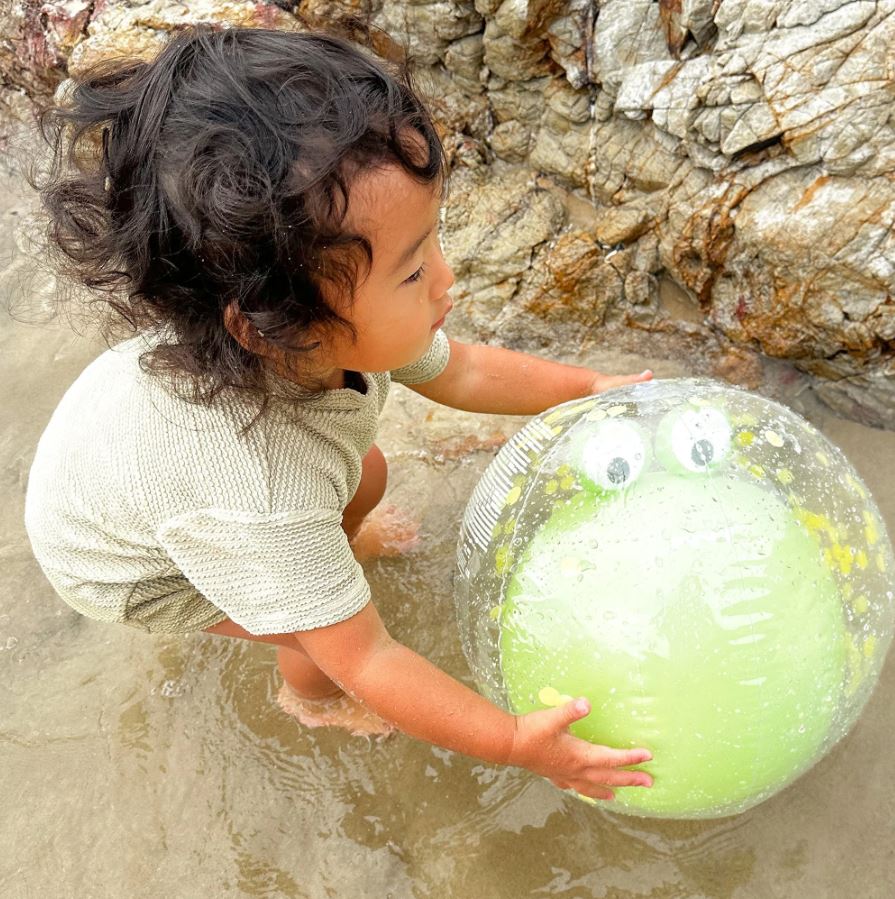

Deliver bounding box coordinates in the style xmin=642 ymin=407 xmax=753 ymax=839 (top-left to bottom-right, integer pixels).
xmin=390 ymin=329 xmax=451 ymax=385
xmin=157 ymin=507 xmax=370 ymax=635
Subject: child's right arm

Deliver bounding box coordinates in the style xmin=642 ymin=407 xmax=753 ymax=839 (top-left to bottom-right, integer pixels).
xmin=294 ymin=602 xmax=653 ymax=801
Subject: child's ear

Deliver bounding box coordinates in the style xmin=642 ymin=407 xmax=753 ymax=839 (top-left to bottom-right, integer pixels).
xmin=223 ymin=301 xmax=308 ymax=381
xmin=223 ymin=301 xmax=265 ymax=354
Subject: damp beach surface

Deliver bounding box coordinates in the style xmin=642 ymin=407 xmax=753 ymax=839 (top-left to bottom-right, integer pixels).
xmin=2 ymin=135 xmax=895 ymax=899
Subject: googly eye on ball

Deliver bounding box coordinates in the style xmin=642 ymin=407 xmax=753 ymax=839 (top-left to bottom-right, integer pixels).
xmin=454 ymin=378 xmax=895 ymax=819
xmin=574 ymin=418 xmax=652 ymax=493
xmin=654 ymin=405 xmax=732 ymax=475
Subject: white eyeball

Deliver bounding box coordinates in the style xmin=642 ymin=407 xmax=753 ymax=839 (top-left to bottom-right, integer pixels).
xmin=656 ymin=406 xmax=732 ymax=475
xmin=579 ymin=420 xmax=650 ymax=491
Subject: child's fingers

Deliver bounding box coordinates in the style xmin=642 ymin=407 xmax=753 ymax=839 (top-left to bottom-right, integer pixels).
xmin=566 ymin=767 xmax=650 ymax=802
xmin=590 ymin=767 xmax=653 ymax=788
xmin=552 ymin=765 xmax=651 ymax=792
xmin=546 ymin=700 xmax=653 ymax=765
xmin=611 ymin=371 xmax=653 ymax=388
xmin=590 ymin=370 xmax=653 ymax=394
xmin=593 ymin=746 xmax=653 ymax=769
xmin=574 ymin=785 xmax=615 ymax=802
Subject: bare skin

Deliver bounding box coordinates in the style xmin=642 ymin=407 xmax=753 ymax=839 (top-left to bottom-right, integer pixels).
xmin=342 ymin=446 xmax=420 ymax=562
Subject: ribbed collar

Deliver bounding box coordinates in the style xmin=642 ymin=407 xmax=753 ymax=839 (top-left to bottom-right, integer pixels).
xmin=262 ymin=368 xmax=376 ymax=411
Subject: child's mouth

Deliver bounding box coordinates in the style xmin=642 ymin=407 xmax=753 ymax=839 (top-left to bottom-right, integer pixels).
xmin=432 ymin=304 xmax=453 ymax=330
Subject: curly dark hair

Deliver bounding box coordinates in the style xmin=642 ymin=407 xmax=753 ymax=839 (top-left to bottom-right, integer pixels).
xmin=34 ymin=26 xmax=446 ymax=403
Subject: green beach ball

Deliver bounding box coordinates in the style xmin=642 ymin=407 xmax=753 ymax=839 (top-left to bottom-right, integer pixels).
xmin=454 ymin=379 xmax=895 ymax=819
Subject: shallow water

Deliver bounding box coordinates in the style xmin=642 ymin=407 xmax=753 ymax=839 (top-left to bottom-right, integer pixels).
xmin=3 ymin=132 xmax=895 ymax=899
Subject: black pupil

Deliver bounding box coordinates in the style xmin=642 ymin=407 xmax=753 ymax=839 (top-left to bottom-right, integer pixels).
xmin=692 ymin=439 xmax=714 ymax=467
xmin=607 ymin=457 xmax=631 ymax=484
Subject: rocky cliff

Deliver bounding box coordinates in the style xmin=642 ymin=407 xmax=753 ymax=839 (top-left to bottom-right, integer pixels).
xmin=2 ymin=0 xmax=893 ymax=425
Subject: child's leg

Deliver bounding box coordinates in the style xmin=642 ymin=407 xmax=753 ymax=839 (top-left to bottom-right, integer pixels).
xmin=343 ymin=444 xmax=420 ymax=559
xmin=342 ymin=443 xmax=388 ymax=540
xmin=203 ymin=618 xmax=394 ymax=736
xmin=205 ymin=618 xmax=338 ymax=698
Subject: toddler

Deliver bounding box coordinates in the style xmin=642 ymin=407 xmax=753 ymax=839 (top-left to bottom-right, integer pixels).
xmin=25 ymin=27 xmax=654 ymax=802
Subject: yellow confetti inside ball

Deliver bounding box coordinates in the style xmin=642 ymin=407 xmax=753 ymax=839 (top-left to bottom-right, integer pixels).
xmin=454 ymin=379 xmax=895 ymax=818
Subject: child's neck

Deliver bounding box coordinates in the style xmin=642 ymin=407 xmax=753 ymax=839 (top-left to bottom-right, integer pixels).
xmin=263 ymin=350 xmax=365 ymax=394
xmin=277 ymin=362 xmax=366 ymax=394
xmin=318 ymin=368 xmax=347 ymax=390
xmin=319 ymin=368 xmax=366 ymax=392
xmin=307 ymin=358 xmax=367 ymax=393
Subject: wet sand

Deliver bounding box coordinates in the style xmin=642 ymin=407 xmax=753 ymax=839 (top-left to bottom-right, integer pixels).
xmin=2 ymin=118 xmax=895 ymax=898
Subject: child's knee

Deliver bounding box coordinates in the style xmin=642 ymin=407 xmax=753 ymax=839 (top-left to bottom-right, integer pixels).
xmin=355 ymin=444 xmax=388 ymax=511
xmin=342 ymin=444 xmax=388 ymax=536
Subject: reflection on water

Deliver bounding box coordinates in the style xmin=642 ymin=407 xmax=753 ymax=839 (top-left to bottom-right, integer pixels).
xmin=3 ymin=131 xmax=895 ymax=899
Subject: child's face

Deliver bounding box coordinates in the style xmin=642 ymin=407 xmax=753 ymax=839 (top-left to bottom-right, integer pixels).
xmin=315 ymin=163 xmax=454 ymax=378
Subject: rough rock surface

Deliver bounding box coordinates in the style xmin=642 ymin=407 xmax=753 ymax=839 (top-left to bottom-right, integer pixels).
xmin=2 ymin=0 xmax=893 ymax=426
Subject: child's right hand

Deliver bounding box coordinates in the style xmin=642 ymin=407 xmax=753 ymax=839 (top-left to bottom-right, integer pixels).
xmin=507 ymin=698 xmax=653 ymax=800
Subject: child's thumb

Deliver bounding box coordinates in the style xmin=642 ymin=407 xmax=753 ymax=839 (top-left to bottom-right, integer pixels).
xmin=553 ymin=697 xmax=591 ymax=729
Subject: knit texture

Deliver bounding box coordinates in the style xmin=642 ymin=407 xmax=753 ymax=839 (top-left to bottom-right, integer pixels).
xmin=24 ymin=330 xmax=450 ymax=635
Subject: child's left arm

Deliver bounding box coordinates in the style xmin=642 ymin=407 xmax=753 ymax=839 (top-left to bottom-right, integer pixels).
xmin=409 ymin=339 xmax=652 ymax=415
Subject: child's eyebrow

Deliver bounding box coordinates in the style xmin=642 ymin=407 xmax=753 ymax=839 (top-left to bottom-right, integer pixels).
xmin=390 ymin=225 xmax=434 ymax=276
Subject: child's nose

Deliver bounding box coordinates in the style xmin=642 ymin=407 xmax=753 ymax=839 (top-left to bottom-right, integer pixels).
xmin=432 ymin=247 xmax=455 ymax=297
xmin=441 ymin=265 xmax=455 ymax=294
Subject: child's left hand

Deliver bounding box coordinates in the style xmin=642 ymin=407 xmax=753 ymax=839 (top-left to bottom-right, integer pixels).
xmin=587 ymin=368 xmax=653 ymax=396
xmin=410 ymin=343 xmax=653 ymax=415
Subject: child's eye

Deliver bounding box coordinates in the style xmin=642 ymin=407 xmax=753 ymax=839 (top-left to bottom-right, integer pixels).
xmin=405 ymin=263 xmax=426 ymax=284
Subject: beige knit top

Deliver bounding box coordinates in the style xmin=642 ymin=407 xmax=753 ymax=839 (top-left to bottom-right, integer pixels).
xmin=24 ymin=330 xmax=450 ymax=635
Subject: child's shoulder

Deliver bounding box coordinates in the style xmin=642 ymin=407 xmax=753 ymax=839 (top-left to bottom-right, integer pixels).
xmin=47 ymin=331 xmax=217 ymax=442
xmin=32 ymin=332 xmax=267 ymax=503
xmin=57 ymin=332 xmax=162 ymax=410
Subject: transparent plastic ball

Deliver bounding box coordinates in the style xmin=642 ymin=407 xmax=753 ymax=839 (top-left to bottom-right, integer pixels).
xmin=454 ymin=379 xmax=895 ymax=819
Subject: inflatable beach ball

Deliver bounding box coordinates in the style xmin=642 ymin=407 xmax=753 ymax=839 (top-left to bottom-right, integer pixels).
xmin=454 ymin=379 xmax=894 ymax=819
